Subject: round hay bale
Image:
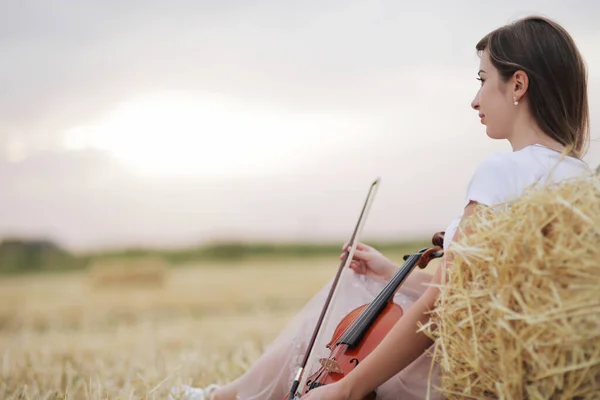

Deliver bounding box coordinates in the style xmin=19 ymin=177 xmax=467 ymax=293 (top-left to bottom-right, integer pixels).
xmin=88 ymin=256 xmax=169 ymax=288
xmin=425 ymin=171 xmax=600 ymax=399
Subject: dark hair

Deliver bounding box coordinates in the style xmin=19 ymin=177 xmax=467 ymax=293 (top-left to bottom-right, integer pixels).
xmin=476 ymin=16 xmax=589 ymax=159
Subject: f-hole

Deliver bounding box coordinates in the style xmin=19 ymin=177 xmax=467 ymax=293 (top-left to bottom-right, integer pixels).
xmin=350 ymin=358 xmax=359 ymax=368
xmin=305 ymin=380 xmax=312 ymax=393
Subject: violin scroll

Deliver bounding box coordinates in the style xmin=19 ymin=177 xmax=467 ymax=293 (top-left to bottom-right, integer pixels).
xmin=416 ymin=247 xmax=444 ymax=269
xmin=416 ymin=232 xmax=445 ymax=269
xmin=432 ymin=231 xmax=445 ymax=247
xmin=401 ymin=231 xmax=445 ymax=268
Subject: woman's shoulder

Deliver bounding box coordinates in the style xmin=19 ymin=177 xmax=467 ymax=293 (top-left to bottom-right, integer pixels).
xmin=464 ymin=145 xmax=590 ymax=208
xmin=470 ymin=150 xmax=524 ymax=186
xmin=473 ymin=150 xmax=521 ymax=174
xmin=463 ymin=151 xmax=519 ymax=207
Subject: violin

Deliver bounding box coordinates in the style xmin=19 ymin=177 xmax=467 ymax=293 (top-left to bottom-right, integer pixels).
xmin=284 ymin=178 xmax=445 ymax=400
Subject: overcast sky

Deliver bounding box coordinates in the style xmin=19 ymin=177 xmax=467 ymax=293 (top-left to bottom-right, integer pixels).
xmin=1 ymin=1 xmax=599 ymax=251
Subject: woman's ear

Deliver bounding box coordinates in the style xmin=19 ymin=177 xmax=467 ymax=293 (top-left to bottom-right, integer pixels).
xmin=513 ymin=70 xmax=529 ymax=102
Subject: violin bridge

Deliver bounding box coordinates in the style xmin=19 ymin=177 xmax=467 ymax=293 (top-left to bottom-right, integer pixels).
xmin=318 ymin=358 xmax=343 ymax=374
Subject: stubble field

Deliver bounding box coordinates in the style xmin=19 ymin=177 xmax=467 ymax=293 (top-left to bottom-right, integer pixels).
xmin=0 ymin=254 xmax=438 ymax=399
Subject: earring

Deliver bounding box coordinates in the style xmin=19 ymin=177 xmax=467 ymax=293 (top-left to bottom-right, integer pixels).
xmin=513 ymin=96 xmax=519 ymax=106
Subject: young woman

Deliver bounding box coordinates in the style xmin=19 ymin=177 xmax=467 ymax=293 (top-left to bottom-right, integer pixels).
xmin=175 ymin=15 xmax=592 ymax=400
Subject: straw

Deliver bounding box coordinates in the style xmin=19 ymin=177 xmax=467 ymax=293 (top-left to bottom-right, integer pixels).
xmin=423 ymin=170 xmax=600 ymax=399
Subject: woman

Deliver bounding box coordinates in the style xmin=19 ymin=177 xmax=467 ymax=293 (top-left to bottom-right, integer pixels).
xmin=176 ymin=15 xmax=592 ymax=400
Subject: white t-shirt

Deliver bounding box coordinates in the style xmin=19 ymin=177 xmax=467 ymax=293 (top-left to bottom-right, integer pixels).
xmin=443 ymin=144 xmax=591 ymax=251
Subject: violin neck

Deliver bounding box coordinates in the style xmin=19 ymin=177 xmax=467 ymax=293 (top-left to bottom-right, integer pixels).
xmin=336 ymin=253 xmax=422 ymax=348
xmin=386 ymin=253 xmax=422 ymax=296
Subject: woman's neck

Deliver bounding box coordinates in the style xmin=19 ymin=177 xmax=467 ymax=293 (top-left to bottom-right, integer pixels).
xmin=508 ymin=116 xmax=565 ymax=153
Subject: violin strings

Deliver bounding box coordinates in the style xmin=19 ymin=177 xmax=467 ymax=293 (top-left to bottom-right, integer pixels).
xmin=324 ymin=253 xmax=416 ymax=357
xmin=339 ymin=253 xmax=420 ymax=345
xmin=307 ymin=253 xmax=422 ymax=394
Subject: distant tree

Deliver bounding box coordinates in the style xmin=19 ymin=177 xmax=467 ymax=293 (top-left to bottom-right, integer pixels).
xmin=0 ymin=238 xmax=83 ymax=274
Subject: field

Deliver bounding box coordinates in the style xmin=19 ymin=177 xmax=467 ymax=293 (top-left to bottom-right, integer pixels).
xmin=0 ymin=253 xmax=439 ymax=399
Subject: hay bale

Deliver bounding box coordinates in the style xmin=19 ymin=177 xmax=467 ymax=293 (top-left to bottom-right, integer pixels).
xmin=88 ymin=256 xmax=169 ymax=288
xmin=425 ymin=171 xmax=600 ymax=399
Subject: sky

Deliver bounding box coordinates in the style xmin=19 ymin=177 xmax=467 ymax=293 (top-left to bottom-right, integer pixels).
xmin=1 ymin=1 xmax=599 ymax=252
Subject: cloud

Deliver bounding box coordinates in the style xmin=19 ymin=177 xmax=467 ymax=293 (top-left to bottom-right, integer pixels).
xmin=0 ymin=141 xmax=478 ymax=251
xmin=0 ymin=1 xmax=599 ymax=250
xmin=2 ymin=1 xmax=598 ymax=147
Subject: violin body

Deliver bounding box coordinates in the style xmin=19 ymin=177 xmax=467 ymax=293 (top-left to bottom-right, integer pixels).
xmin=297 ymin=302 xmax=404 ymax=399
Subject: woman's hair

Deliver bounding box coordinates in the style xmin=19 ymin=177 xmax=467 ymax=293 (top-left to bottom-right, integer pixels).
xmin=476 ymin=16 xmax=590 ymax=159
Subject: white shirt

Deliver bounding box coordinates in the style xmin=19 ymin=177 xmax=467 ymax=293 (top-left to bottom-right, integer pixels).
xmin=443 ymin=144 xmax=591 ymax=251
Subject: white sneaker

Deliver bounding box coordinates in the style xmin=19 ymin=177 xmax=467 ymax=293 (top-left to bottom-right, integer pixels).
xmin=204 ymin=384 xmax=221 ymax=399
xmin=168 ymin=384 xmax=221 ymax=400
xmin=204 ymin=383 xmax=221 ymax=400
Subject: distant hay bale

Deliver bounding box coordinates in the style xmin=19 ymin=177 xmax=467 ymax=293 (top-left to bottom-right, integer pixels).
xmin=88 ymin=256 xmax=169 ymax=288
xmin=424 ymin=171 xmax=600 ymax=399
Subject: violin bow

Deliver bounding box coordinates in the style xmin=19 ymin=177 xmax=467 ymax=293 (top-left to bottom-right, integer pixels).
xmin=286 ymin=178 xmax=381 ymax=400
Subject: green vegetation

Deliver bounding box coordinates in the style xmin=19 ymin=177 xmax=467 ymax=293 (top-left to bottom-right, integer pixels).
xmin=0 ymin=237 xmax=433 ymax=275
xmin=0 ymin=238 xmax=85 ymax=274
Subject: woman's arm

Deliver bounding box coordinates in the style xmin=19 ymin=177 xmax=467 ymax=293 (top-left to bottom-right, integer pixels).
xmin=338 ymin=201 xmax=479 ymax=400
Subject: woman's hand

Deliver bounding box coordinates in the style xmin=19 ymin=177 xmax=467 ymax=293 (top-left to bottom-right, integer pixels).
xmin=341 ymin=242 xmax=397 ymax=281
xmin=300 ymin=381 xmax=353 ymax=400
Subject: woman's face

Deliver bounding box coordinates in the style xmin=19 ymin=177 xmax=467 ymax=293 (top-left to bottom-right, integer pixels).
xmin=471 ymin=50 xmax=516 ymax=140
